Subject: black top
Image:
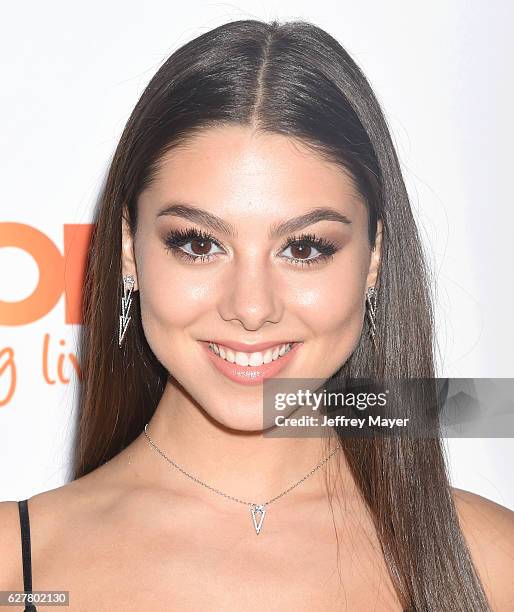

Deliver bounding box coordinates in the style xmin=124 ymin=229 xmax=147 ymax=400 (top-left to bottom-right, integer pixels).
xmin=17 ymin=499 xmax=37 ymax=612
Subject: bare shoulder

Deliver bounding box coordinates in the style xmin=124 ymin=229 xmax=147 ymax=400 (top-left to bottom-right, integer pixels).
xmin=0 ymin=500 xmax=25 ymax=588
xmin=0 ymin=479 xmax=89 ymax=588
xmin=0 ymin=460 xmax=128 ymax=590
xmin=451 ymin=486 xmax=514 ymax=610
xmin=452 ymin=486 xmax=514 ymax=537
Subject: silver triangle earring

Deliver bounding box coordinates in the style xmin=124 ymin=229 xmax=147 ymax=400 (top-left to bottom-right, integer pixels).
xmin=365 ymin=286 xmax=378 ymax=349
xmin=118 ymin=274 xmax=135 ymax=347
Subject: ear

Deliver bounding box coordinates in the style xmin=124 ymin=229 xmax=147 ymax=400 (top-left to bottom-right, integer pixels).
xmin=121 ymin=208 xmax=139 ymax=291
xmin=366 ymin=218 xmax=383 ymax=290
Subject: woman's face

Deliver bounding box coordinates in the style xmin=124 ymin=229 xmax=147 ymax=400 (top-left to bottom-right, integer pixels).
xmin=122 ymin=125 xmax=382 ymax=431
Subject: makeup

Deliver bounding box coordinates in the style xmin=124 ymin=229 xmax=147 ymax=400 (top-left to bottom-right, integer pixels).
xmin=163 ymin=226 xmax=339 ymax=267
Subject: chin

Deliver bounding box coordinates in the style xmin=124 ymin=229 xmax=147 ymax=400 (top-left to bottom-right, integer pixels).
xmin=200 ymin=399 xmax=279 ymax=433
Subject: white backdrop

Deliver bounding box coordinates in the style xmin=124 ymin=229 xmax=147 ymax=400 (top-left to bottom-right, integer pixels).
xmin=1 ymin=0 xmax=513 ymax=509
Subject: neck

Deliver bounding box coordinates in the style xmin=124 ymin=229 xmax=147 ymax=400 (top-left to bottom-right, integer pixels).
xmin=131 ymin=379 xmax=352 ymax=510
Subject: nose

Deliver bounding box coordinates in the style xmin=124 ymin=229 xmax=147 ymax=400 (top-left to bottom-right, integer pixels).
xmin=217 ymin=259 xmax=283 ymax=330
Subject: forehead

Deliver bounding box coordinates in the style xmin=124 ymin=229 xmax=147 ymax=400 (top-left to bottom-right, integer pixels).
xmin=139 ymin=124 xmax=366 ymax=223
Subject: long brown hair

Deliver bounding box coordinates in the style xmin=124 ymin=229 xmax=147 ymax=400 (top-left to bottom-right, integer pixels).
xmin=73 ymin=19 xmax=491 ymax=610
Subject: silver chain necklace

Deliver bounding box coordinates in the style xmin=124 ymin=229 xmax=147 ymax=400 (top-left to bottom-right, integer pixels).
xmin=143 ymin=423 xmax=340 ymax=535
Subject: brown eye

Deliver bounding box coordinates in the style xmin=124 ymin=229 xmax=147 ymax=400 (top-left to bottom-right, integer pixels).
xmin=164 ymin=227 xmax=224 ymax=263
xmin=190 ymin=238 xmax=213 ymax=255
xmin=289 ymin=244 xmax=312 ymax=259
xmin=280 ymin=232 xmax=339 ymax=267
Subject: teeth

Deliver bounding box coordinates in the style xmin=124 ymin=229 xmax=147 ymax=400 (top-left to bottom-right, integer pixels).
xmin=208 ymin=342 xmax=294 ymax=366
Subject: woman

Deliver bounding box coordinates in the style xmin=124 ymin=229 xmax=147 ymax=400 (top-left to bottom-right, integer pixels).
xmin=1 ymin=19 xmax=513 ymax=611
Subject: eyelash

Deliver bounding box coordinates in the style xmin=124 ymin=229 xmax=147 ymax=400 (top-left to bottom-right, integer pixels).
xmin=163 ymin=227 xmax=338 ymax=268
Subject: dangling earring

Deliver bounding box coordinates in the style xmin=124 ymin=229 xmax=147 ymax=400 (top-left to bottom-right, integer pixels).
xmin=365 ymin=286 xmax=378 ymax=349
xmin=118 ymin=274 xmax=135 ymax=347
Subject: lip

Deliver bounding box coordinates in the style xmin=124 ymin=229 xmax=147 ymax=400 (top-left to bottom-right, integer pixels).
xmin=204 ymin=339 xmax=298 ymax=352
xmin=199 ymin=340 xmax=303 ymax=386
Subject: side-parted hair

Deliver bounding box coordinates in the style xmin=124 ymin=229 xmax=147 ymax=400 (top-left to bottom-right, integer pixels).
xmin=74 ymin=19 xmax=491 ymax=610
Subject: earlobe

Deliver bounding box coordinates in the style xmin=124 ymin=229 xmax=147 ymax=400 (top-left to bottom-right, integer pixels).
xmin=121 ymin=209 xmax=138 ymax=291
xmin=366 ymin=218 xmax=383 ymax=290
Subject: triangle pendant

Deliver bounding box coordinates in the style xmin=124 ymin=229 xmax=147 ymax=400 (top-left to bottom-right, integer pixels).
xmin=250 ymin=504 xmax=266 ymax=535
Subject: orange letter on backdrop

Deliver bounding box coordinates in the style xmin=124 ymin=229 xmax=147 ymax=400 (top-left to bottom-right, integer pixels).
xmin=63 ymin=224 xmax=93 ymax=324
xmin=0 ymin=223 xmax=93 ymax=325
xmin=0 ymin=347 xmax=16 ymax=407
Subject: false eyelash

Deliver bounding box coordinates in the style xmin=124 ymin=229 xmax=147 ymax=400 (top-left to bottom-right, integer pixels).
xmin=163 ymin=227 xmax=223 ymax=263
xmin=278 ymin=232 xmax=338 ymax=266
xmin=163 ymin=227 xmax=338 ymax=267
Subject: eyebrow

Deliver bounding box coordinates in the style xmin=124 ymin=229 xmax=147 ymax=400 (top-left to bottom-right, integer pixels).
xmin=156 ymin=202 xmax=352 ymax=239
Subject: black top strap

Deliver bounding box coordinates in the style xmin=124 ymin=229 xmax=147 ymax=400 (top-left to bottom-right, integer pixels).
xmin=17 ymin=499 xmax=37 ymax=612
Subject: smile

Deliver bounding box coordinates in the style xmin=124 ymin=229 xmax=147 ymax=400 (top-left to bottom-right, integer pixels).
xmin=199 ymin=340 xmax=303 ymax=386
xmin=207 ymin=341 xmax=294 ymax=366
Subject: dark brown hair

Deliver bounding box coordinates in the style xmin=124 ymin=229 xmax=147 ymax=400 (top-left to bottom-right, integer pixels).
xmin=74 ymin=19 xmax=491 ymax=610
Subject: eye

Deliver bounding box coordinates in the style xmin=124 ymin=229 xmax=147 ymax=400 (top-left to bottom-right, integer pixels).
xmin=163 ymin=227 xmax=339 ymax=268
xmin=279 ymin=232 xmax=338 ymax=267
xmin=163 ymin=227 xmax=224 ymax=263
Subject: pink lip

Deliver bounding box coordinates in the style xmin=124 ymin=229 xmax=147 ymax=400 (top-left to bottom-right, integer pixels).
xmin=199 ymin=341 xmax=303 ymax=386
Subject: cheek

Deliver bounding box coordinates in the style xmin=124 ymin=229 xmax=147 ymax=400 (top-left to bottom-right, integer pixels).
xmin=136 ymin=242 xmax=213 ymax=337
xmin=292 ymin=258 xmax=367 ymax=337
xmin=140 ymin=274 xmax=212 ymax=332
